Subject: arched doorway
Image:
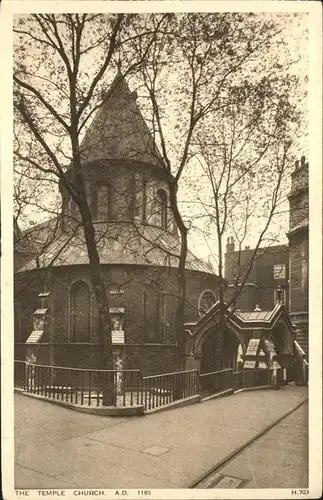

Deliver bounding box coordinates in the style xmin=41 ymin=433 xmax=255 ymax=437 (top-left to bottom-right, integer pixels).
xmin=271 ymin=322 xmax=294 ymax=383
xmin=271 ymin=324 xmax=285 ymax=355
xmin=200 ymin=329 xmax=218 ymax=374
xmin=198 ymin=324 xmax=244 ymax=374
xmin=222 ymin=327 xmax=240 ymax=370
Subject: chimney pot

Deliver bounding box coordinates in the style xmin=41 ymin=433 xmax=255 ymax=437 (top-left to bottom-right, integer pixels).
xmin=301 ymin=155 xmax=305 ymax=165
xmin=226 ymin=236 xmax=235 ymax=252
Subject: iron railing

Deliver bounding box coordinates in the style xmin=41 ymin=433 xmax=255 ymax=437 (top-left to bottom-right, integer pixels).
xmin=242 ymin=368 xmax=270 ymax=388
xmin=14 ymin=361 xmax=278 ymax=411
xmin=141 ymin=369 xmax=199 ymax=411
xmin=16 ymin=361 xmax=142 ymax=407
xmin=14 ymin=360 xmax=26 ymax=390
xmin=200 ymin=368 xmax=233 ymax=398
xmin=232 ymin=370 xmax=244 ymax=391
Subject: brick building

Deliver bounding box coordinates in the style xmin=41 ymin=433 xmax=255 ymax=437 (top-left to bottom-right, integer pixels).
xmin=14 ymin=72 xmax=220 ymax=375
xmin=225 ymin=241 xmax=289 ymax=312
xmin=224 ymin=156 xmax=309 ymax=355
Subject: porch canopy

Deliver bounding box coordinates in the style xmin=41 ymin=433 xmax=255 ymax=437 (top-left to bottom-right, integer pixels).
xmin=183 ymin=302 xmax=295 ymax=371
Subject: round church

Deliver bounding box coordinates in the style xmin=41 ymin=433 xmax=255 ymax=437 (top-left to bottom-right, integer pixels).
xmin=14 ymin=73 xmax=220 ymax=375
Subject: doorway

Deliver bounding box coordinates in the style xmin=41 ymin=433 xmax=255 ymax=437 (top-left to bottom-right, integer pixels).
xmin=200 ymin=330 xmax=218 ymax=374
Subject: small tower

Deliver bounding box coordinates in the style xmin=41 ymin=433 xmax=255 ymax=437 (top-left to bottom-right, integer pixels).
xmin=287 ymin=156 xmax=309 ymax=355
xmin=226 ymin=236 xmax=235 ymax=253
xmin=224 ymin=236 xmax=236 ymax=282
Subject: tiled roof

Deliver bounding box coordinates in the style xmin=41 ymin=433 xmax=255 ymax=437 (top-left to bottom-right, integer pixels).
xmin=16 ymin=221 xmax=213 ymax=275
xmin=80 ymin=72 xmax=165 ymax=169
xmin=236 ymin=310 xmax=273 ymax=321
xmin=14 ymin=217 xmax=61 ymax=272
xmin=186 ymin=302 xmax=294 ymax=337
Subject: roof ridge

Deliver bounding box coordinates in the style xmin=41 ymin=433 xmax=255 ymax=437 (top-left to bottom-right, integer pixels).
xmin=80 ymin=72 xmax=165 ymax=169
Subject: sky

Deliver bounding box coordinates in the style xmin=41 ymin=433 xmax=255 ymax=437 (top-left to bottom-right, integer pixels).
xmin=12 ymin=10 xmax=309 ymax=267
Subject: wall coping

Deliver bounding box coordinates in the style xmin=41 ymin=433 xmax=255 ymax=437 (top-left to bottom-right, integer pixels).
xmin=14 ymin=389 xmax=145 ymax=416
xmin=144 ymin=394 xmax=201 ymax=414
xmin=15 ymin=342 xmax=177 ymax=347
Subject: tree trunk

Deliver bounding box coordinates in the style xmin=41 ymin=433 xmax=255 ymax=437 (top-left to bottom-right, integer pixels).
xmin=70 ymin=121 xmax=115 ymax=405
xmin=168 ymin=181 xmax=188 ymax=373
xmin=79 ymin=218 xmax=115 ymax=405
xmin=216 ymin=220 xmax=225 ymax=371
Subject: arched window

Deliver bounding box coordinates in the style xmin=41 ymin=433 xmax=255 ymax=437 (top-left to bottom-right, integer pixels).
xmin=141 ymin=289 xmax=167 ymax=343
xmin=156 ymin=189 xmax=167 ymax=228
xmin=70 ymin=281 xmax=91 ymax=342
xmin=132 ymin=173 xmax=144 ymax=221
xmin=198 ymin=290 xmax=217 ymax=316
xmin=96 ymin=185 xmax=109 ymax=221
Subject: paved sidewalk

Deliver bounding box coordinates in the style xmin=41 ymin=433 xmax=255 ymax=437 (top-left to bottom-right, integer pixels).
xmin=195 ymin=401 xmax=308 ymax=489
xmin=15 ymin=384 xmax=308 ymax=489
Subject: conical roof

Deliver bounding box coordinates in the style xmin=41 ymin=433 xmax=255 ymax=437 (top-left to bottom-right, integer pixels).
xmin=80 ymin=72 xmax=165 ymax=169
xmin=16 ymin=222 xmax=214 ymax=275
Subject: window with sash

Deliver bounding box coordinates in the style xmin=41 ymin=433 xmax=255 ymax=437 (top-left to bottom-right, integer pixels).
xmin=274 ymin=287 xmax=287 ymax=305
xmin=273 ymin=264 xmax=286 ymax=280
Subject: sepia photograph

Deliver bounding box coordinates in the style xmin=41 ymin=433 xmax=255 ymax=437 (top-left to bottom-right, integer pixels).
xmin=1 ymin=1 xmax=322 ymax=499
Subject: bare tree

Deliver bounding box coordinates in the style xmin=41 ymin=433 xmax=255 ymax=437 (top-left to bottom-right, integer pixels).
xmin=13 ymin=13 xmax=171 ymax=403
xmin=186 ymin=66 xmax=304 ymax=359
xmin=14 ymin=13 xmax=306 ymax=378
xmin=122 ymin=12 xmax=305 ymax=367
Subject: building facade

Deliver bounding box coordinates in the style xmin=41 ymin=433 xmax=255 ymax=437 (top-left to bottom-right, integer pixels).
xmin=224 ymin=156 xmax=309 ymax=356
xmin=225 ymin=241 xmax=289 ymax=312
xmin=184 ymin=302 xmax=296 ymax=377
xmin=286 ymin=156 xmax=309 ymax=355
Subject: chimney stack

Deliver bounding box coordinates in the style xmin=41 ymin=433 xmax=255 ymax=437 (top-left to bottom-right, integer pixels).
xmin=294 ymin=155 xmax=308 ymax=172
xmin=226 ymin=236 xmax=235 ymax=253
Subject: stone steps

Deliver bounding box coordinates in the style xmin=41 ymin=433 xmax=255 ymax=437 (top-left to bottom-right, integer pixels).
xmin=295 ymin=334 xmax=308 ymax=357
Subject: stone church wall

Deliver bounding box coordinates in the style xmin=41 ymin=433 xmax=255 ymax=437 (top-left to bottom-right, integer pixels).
xmin=14 ymin=264 xmax=219 ymax=373
xmin=61 ymin=160 xmax=170 ymax=227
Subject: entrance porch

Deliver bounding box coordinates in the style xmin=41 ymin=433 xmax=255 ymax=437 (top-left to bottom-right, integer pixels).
xmin=184 ymin=303 xmax=305 ymax=385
